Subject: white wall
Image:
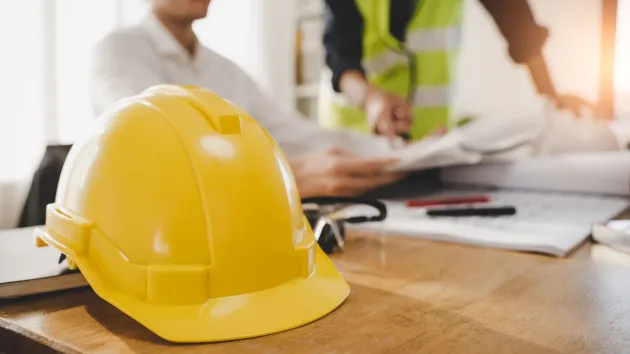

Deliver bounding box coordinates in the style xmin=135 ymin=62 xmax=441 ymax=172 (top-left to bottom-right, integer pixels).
xmin=195 ymin=0 xmax=297 ymax=112
xmin=118 ymin=0 xmax=298 ymax=112
xmin=0 ymin=182 xmax=29 ymax=228
xmin=453 ymin=0 xmax=602 ymax=120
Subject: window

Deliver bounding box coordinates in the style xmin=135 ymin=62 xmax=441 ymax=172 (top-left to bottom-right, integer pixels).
xmin=0 ymin=1 xmax=45 ymax=181
xmin=615 ymin=0 xmax=629 ymax=92
xmin=0 ymin=0 xmax=280 ymax=176
xmin=56 ymin=0 xmax=118 ymax=143
xmin=614 ymin=0 xmax=629 ymax=115
xmin=0 ymin=0 xmax=147 ymax=182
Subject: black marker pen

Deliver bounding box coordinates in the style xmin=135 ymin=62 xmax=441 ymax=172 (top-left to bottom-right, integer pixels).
xmin=426 ymin=206 xmax=517 ymax=217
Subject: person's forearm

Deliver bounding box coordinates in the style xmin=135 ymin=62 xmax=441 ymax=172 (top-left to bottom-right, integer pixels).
xmin=339 ymin=70 xmax=374 ymax=107
xmin=526 ymin=53 xmax=596 ymax=117
xmin=525 ymin=53 xmax=557 ymax=99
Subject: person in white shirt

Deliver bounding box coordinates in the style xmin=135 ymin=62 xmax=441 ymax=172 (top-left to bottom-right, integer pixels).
xmin=89 ymin=0 xmax=405 ymax=198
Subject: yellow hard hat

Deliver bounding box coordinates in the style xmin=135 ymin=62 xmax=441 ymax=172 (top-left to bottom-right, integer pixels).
xmin=34 ymin=85 xmax=350 ymax=343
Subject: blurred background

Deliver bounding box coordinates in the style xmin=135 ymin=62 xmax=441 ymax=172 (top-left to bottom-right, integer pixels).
xmin=0 ymin=0 xmax=627 ymax=227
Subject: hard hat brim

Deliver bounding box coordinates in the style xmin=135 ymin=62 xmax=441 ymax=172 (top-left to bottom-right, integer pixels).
xmin=37 ymin=225 xmax=349 ymax=343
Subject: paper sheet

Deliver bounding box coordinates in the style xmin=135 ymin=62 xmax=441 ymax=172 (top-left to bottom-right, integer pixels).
xmin=386 ymin=131 xmax=482 ymax=171
xmin=385 ymin=115 xmax=542 ymax=171
xmin=385 ymin=111 xmax=623 ymax=173
xmin=344 ymin=189 xmax=629 ymax=257
xmin=442 ymin=151 xmax=630 ymax=196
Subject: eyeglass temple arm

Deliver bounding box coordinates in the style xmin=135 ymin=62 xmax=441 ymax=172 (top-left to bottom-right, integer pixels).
xmin=301 ymin=196 xmax=387 ymax=223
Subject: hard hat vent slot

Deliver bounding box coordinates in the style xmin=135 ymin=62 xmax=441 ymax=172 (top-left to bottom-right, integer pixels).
xmin=55 ymin=208 xmax=73 ymax=219
xmin=185 ymin=97 xmax=242 ymax=135
xmin=217 ymin=114 xmax=242 ymax=135
xmin=143 ymin=84 xmax=243 ymax=134
xmin=43 ymin=204 xmax=94 ymax=256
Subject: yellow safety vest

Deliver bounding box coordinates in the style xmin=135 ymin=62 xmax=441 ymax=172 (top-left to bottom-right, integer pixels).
xmin=318 ymin=0 xmax=463 ymax=140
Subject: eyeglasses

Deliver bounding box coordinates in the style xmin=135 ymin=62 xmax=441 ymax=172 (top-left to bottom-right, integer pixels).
xmin=301 ymin=196 xmax=387 ymax=254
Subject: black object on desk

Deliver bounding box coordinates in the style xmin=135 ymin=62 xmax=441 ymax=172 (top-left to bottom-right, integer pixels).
xmin=427 ymin=206 xmax=517 ymax=217
xmin=304 ymin=209 xmax=345 ymax=255
xmin=19 ymin=144 xmax=73 ymax=228
xmin=398 ymin=132 xmax=411 ymax=141
xmin=302 ymin=196 xmax=387 ymax=254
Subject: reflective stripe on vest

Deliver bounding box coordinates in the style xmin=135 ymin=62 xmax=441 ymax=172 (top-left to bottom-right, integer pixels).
xmin=412 ymin=85 xmax=451 ymax=107
xmin=406 ymin=26 xmax=461 ymax=52
xmin=363 ymin=26 xmax=461 ymax=76
xmin=363 ymin=51 xmax=408 ymax=76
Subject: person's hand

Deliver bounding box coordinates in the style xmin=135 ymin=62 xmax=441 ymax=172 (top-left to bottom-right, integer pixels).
xmin=287 ymin=147 xmax=405 ymax=198
xmin=554 ymin=93 xmax=600 ymax=119
xmin=364 ymin=87 xmax=412 ymax=141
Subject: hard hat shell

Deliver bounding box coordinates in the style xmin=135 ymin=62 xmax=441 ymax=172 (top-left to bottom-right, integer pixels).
xmin=35 ymin=85 xmax=350 ymax=343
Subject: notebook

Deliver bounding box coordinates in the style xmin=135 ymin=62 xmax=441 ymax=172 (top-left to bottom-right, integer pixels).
xmin=345 ymin=152 xmax=630 ymax=257
xmin=346 ymin=189 xmax=628 ymax=257
xmin=0 ymin=227 xmax=88 ymax=299
xmin=441 ymin=151 xmax=630 ymax=196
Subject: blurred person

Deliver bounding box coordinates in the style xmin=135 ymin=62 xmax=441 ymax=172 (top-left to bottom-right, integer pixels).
xmin=320 ymin=0 xmax=596 ymax=142
xmin=89 ymin=0 xmax=404 ymax=197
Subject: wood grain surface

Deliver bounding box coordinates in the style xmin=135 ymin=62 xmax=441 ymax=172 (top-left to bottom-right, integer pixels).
xmin=2 ymin=228 xmax=630 ymax=354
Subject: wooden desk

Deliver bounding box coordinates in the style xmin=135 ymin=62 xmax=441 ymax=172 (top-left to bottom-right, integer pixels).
xmin=2 ymin=231 xmax=630 ymax=353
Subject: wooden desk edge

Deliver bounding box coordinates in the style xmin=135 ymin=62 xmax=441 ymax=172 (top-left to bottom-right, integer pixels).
xmin=0 ymin=314 xmax=80 ymax=354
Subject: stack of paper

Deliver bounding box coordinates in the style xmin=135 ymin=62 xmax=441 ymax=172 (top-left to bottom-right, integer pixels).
xmin=345 ymin=189 xmax=628 ymax=257
xmin=346 ymin=149 xmax=630 ymax=257
xmin=386 ymin=112 xmax=624 ymax=173
xmin=345 ymin=110 xmax=630 ymax=256
xmin=385 ymin=116 xmax=538 ymax=171
xmin=441 ymin=151 xmax=630 ymax=196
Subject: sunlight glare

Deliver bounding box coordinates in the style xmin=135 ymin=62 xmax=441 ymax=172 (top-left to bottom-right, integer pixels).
xmin=615 ymin=0 xmax=630 ymax=91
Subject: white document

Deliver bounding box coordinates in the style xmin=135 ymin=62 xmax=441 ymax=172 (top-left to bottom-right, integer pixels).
xmin=385 ymin=115 xmax=546 ymax=172
xmin=386 ymin=131 xmax=482 ymax=171
xmin=345 ymin=189 xmax=629 ymax=257
xmin=385 ymin=109 xmax=623 ymax=173
xmin=442 ymin=151 xmax=630 ymax=196
xmin=390 ymin=119 xmax=540 ymax=171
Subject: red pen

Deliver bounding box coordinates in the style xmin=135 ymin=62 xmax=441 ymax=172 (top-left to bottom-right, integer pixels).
xmin=405 ymin=195 xmax=490 ymax=207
